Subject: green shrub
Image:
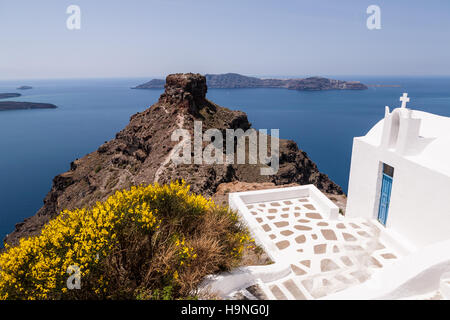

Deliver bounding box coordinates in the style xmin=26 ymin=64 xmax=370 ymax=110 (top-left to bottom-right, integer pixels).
xmin=0 ymin=181 xmax=250 ymax=300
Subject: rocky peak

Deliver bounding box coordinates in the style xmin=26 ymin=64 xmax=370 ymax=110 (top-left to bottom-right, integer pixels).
xmin=159 ymin=73 xmax=207 ymax=115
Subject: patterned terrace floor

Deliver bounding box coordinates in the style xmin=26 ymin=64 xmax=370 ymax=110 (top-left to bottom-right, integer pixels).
xmin=229 ymin=196 xmax=400 ymax=300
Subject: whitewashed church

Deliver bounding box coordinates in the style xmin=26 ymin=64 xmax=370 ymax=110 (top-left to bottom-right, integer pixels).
xmin=205 ymin=93 xmax=450 ymax=300
xmin=346 ymin=93 xmax=450 ymax=249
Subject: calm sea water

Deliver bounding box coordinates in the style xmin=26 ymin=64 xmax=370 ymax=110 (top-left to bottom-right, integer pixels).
xmin=0 ymin=77 xmax=449 ymax=242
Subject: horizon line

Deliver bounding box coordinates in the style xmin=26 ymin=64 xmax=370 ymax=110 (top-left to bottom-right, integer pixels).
xmin=2 ymin=74 xmax=450 ymax=82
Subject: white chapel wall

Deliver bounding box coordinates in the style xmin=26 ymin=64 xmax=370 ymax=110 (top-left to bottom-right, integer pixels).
xmin=346 ymin=136 xmax=450 ymax=249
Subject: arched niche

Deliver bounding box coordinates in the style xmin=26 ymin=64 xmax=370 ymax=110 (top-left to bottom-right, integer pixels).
xmin=388 ymin=110 xmax=401 ymax=149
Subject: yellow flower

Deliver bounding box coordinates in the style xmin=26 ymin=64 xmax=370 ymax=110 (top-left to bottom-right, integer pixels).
xmin=0 ymin=180 xmax=244 ymax=300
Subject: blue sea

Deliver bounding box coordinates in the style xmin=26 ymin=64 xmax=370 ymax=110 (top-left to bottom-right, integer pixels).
xmin=1 ymin=76 xmax=449 ymax=242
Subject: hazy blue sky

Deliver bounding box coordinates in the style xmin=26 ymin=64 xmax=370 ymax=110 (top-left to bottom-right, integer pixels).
xmin=1 ymin=0 xmax=449 ymax=79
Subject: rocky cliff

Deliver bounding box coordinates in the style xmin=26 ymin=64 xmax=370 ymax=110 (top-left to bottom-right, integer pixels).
xmin=133 ymin=73 xmax=368 ymax=91
xmin=0 ymin=101 xmax=57 ymax=111
xmin=5 ymin=73 xmax=343 ymax=245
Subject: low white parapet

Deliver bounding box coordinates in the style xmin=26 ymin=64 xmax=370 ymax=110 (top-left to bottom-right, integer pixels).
xmin=322 ymin=239 xmax=450 ymax=300
xmin=440 ymin=272 xmax=450 ymax=300
xmin=229 ymin=185 xmax=340 ymax=263
xmin=200 ymin=263 xmax=291 ymax=297
xmin=230 ymin=185 xmax=339 ymax=219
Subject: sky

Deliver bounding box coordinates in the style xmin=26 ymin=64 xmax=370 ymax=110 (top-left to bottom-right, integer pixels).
xmin=1 ymin=0 xmax=449 ymax=79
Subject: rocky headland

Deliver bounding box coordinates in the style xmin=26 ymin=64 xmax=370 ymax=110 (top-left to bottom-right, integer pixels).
xmin=5 ymin=73 xmax=343 ymax=245
xmin=133 ymin=73 xmax=368 ymax=91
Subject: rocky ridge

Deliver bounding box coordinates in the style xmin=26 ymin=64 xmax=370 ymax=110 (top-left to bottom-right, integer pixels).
xmin=5 ymin=73 xmax=343 ymax=245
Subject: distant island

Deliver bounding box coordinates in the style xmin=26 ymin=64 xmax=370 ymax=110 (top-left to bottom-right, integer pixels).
xmin=0 ymin=101 xmax=57 ymax=111
xmin=17 ymin=86 xmax=33 ymax=90
xmin=0 ymin=93 xmax=21 ymax=99
xmin=132 ymin=73 xmax=368 ymax=91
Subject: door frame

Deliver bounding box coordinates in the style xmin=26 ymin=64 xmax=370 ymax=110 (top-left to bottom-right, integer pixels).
xmin=377 ymin=163 xmax=394 ymax=226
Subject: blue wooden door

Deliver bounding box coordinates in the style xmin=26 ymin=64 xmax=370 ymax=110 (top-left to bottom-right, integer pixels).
xmin=378 ymin=173 xmax=393 ymax=226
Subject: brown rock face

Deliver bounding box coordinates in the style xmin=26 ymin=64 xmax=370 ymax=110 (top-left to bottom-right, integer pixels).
xmin=133 ymin=73 xmax=368 ymax=91
xmin=4 ymin=73 xmax=343 ymax=246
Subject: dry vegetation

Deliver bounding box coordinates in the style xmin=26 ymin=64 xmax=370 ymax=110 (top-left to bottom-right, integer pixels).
xmin=0 ymin=182 xmax=252 ymax=300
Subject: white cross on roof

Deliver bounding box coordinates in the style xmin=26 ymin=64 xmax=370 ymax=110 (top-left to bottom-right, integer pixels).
xmin=400 ymin=93 xmax=410 ymax=108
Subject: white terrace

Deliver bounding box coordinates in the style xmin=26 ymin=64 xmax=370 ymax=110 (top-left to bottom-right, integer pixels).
xmin=202 ymin=95 xmax=450 ymax=300
xmin=202 ymin=185 xmax=403 ymax=300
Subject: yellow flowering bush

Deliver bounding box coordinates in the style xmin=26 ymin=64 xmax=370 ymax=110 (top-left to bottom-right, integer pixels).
xmin=0 ymin=181 xmax=249 ymax=300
